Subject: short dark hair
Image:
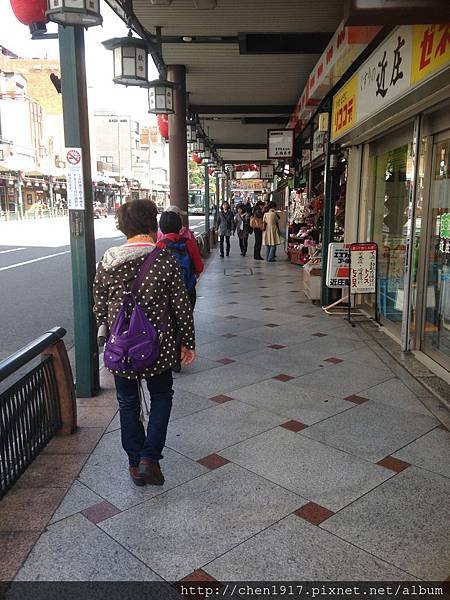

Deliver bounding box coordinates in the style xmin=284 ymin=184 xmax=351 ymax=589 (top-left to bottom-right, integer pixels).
xmin=116 ymin=199 xmax=158 ymax=238
xmin=268 ymin=201 xmax=277 ymax=209
xmin=159 ymin=210 xmax=182 ymax=234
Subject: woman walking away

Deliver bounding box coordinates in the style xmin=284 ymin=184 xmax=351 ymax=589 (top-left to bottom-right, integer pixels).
xmin=263 ymin=201 xmax=281 ymax=262
xmin=250 ymin=200 xmax=264 ymax=260
xmin=93 ymin=199 xmax=196 ymax=487
xmin=217 ymin=200 xmax=234 ymax=258
xmin=234 ymin=204 xmax=251 ymax=256
xmin=157 ymin=209 xmax=203 ymax=372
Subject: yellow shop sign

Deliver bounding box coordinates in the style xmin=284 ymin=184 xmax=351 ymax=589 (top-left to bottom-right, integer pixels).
xmin=411 ymin=24 xmax=450 ymax=84
xmin=332 ymin=74 xmax=357 ymax=140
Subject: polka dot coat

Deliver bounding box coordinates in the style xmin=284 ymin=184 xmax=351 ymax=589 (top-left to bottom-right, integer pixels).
xmin=93 ymin=244 xmax=195 ymax=379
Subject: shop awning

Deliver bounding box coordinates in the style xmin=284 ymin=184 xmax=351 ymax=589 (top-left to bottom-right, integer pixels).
xmin=106 ymin=0 xmax=344 ymax=163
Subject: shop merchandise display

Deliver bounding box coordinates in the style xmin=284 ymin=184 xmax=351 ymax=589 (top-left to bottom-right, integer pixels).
xmin=287 ymin=186 xmax=323 ymax=265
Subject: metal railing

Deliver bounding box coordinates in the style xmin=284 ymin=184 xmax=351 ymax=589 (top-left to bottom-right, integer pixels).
xmin=0 ymin=327 xmax=75 ymax=499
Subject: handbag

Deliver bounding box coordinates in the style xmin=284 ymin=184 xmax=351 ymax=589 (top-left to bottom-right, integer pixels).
xmin=104 ymin=247 xmax=167 ymax=374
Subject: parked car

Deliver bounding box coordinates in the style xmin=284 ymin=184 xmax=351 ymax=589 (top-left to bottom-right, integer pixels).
xmin=93 ymin=204 xmax=108 ymax=219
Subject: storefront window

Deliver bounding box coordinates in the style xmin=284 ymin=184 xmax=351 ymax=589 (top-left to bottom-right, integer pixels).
xmin=370 ymin=143 xmax=413 ymax=333
xmin=423 ymin=135 xmax=450 ymax=369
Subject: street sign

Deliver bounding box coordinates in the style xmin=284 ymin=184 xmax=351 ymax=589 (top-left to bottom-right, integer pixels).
xmin=267 ymin=129 xmax=294 ymax=159
xmin=349 ymin=242 xmax=377 ymax=294
xmin=326 ymin=243 xmax=350 ymax=288
xmin=66 ymin=147 xmax=85 ymax=210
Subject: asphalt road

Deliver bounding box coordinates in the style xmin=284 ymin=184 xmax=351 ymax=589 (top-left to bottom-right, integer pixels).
xmin=0 ymin=215 xmax=206 ymax=360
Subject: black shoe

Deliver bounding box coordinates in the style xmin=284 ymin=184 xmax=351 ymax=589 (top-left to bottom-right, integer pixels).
xmin=220 ymin=254 xmax=224 ymax=258
xmin=129 ymin=466 xmax=146 ymax=487
xmin=139 ymin=459 xmax=165 ymax=485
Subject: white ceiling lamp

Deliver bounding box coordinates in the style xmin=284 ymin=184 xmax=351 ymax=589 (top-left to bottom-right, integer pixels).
xmin=150 ymin=0 xmax=173 ymax=5
xmin=193 ymin=0 xmax=217 ymax=8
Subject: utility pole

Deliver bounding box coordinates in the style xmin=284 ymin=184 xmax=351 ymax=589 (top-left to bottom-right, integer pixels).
xmin=59 ymin=25 xmax=99 ymax=397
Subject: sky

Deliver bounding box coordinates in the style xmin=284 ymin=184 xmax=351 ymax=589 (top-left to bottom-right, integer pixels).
xmin=0 ymin=1 xmax=159 ymax=125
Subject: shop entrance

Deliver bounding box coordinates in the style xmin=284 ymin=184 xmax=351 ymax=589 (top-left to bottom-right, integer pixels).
xmin=422 ymin=131 xmax=450 ymax=370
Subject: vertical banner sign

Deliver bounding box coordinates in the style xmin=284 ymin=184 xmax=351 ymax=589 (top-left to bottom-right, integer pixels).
xmin=66 ymin=147 xmax=85 ymax=210
xmin=350 ymin=243 xmax=377 ymax=294
xmin=267 ymin=129 xmax=294 ymax=159
xmin=326 ymin=243 xmax=351 ymax=288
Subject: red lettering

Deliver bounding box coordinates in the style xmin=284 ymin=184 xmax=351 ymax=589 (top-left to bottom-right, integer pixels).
xmin=317 ymin=63 xmax=324 ymax=78
xmin=310 ymin=73 xmax=315 ymax=88
xmin=326 ymin=46 xmax=334 ymax=64
xmin=337 ymin=29 xmax=345 ymax=47
xmin=342 ymin=104 xmax=348 ymax=127
xmin=419 ymin=25 xmax=435 ymax=70
xmin=435 ymin=24 xmax=450 ymax=57
xmin=347 ymin=98 xmax=354 ymax=123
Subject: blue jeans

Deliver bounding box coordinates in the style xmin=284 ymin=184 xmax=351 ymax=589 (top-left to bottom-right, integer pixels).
xmin=114 ymin=370 xmax=174 ymax=466
xmin=266 ymin=245 xmax=276 ymax=261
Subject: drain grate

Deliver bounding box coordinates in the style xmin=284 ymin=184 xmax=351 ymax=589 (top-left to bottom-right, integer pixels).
xmin=224 ymin=268 xmax=254 ymax=277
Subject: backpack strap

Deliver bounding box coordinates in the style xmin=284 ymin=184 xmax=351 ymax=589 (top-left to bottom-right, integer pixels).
xmin=131 ymin=246 xmax=162 ymax=295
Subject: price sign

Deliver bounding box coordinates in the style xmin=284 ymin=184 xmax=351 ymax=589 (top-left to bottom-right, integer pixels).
xmin=66 ymin=147 xmax=85 ymax=210
xmin=326 ymin=243 xmax=350 ymax=288
xmin=267 ymin=129 xmax=294 ymax=159
xmin=349 ymin=243 xmax=377 ymax=294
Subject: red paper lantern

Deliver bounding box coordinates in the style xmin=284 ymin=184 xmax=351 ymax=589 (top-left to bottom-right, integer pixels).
xmin=10 ymin=0 xmax=48 ymax=25
xmin=157 ymin=114 xmax=169 ymax=140
xmin=191 ymin=152 xmax=202 ymax=164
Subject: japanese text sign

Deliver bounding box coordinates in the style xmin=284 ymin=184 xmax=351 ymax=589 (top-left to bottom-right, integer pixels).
xmin=350 ymin=243 xmax=377 ymax=295
xmin=331 ymin=24 xmax=450 ymax=141
xmin=260 ymin=164 xmax=274 ymax=180
xmin=411 ymin=24 xmax=450 ymax=84
xmin=267 ymin=129 xmax=294 ymax=159
xmin=66 ymin=148 xmax=85 ymax=210
xmin=332 ymin=75 xmax=357 ymax=139
xmin=326 ymin=243 xmax=351 ymax=288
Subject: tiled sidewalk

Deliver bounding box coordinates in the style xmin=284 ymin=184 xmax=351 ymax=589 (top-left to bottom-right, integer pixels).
xmin=13 ymin=241 xmax=450 ymax=582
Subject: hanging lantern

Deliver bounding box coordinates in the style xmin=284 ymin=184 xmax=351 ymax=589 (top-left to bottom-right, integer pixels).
xmin=46 ymin=0 xmax=102 ymax=26
xmin=192 ymin=138 xmax=205 ymax=153
xmin=10 ymin=0 xmax=48 ymax=25
xmin=157 ymin=114 xmax=169 ymax=140
xmin=147 ymin=77 xmax=176 ymax=115
xmin=186 ymin=119 xmax=197 ymax=143
xmin=202 ymin=147 xmax=211 ymax=160
xmin=102 ymin=32 xmax=148 ymax=87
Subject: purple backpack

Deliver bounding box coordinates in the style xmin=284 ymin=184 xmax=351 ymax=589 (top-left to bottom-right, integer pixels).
xmin=104 ymin=247 xmax=166 ymax=374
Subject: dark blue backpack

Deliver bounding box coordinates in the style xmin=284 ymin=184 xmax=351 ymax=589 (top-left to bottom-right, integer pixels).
xmin=162 ymin=238 xmax=196 ymax=292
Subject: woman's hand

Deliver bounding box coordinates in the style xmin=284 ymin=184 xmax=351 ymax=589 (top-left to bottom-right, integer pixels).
xmin=180 ymin=346 xmax=196 ymax=366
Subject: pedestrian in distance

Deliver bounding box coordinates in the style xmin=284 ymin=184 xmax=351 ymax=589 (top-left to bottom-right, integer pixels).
xmin=263 ymin=201 xmax=282 ymax=262
xmin=157 ymin=205 xmax=195 ymax=241
xmin=250 ymin=200 xmax=265 ymax=260
xmin=157 ymin=209 xmax=204 ymax=372
xmin=243 ymin=194 xmax=253 ymax=215
xmin=93 ymin=199 xmax=196 ymax=488
xmin=234 ymin=203 xmax=251 ymax=256
xmin=217 ymin=200 xmax=234 ymax=258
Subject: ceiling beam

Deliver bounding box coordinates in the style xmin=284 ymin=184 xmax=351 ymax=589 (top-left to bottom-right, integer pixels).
xmin=241 ymin=116 xmax=289 ymax=125
xmin=191 ymin=105 xmax=294 ymax=115
xmin=215 ymin=143 xmax=267 ymax=150
xmin=238 ymin=32 xmax=333 ymax=55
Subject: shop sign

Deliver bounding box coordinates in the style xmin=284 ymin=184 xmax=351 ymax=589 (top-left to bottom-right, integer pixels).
xmin=326 ymin=243 xmax=350 ymax=288
xmin=350 ymin=242 xmax=377 ymax=294
xmin=66 ymin=147 xmax=85 ymax=210
xmin=332 ymin=24 xmax=450 ymax=141
xmin=411 ymin=24 xmax=450 ymax=84
xmin=267 ymin=129 xmax=294 ymax=159
xmin=311 ymin=130 xmax=328 ymax=161
xmin=260 ymin=164 xmax=274 ymax=180
xmin=440 ymin=212 xmax=450 ymax=240
xmin=332 ymin=75 xmax=358 ymax=139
